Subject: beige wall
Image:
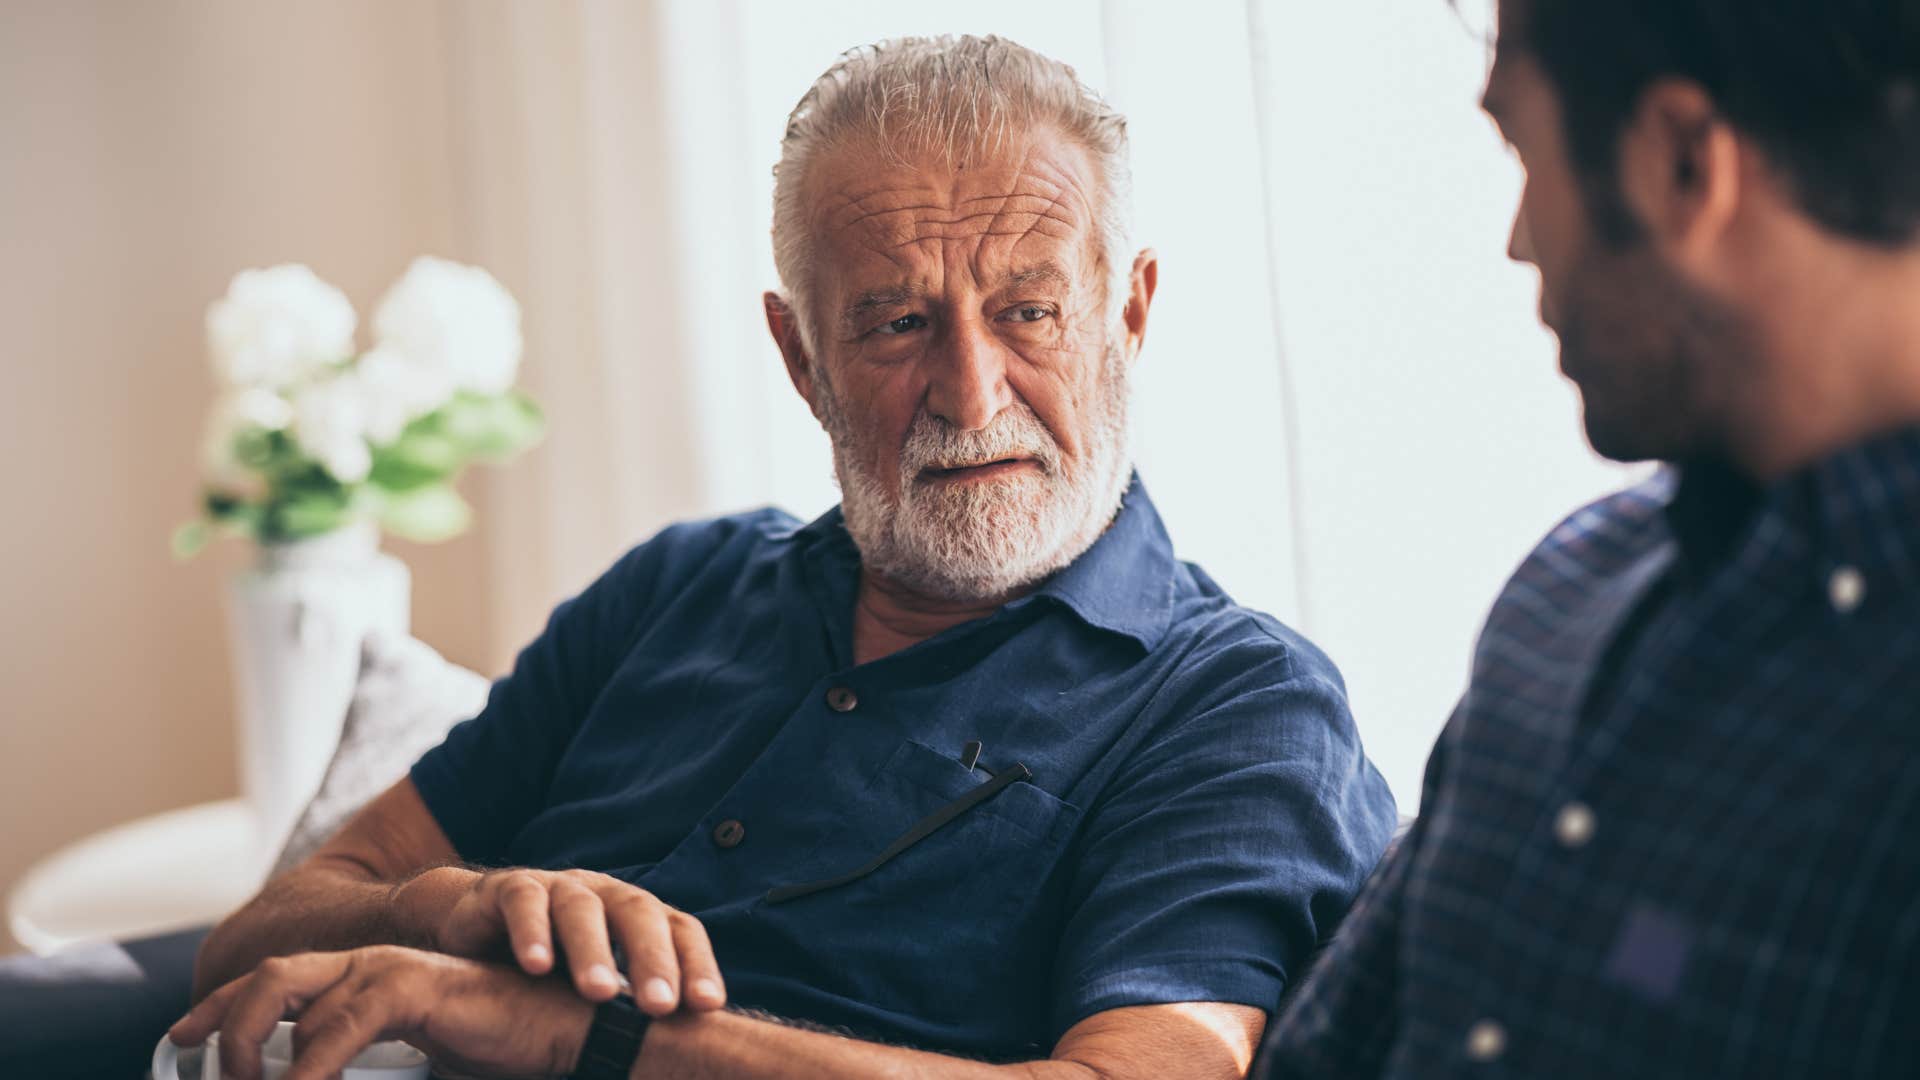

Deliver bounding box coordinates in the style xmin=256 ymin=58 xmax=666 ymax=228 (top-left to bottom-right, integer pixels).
xmin=0 ymin=0 xmax=501 ymax=954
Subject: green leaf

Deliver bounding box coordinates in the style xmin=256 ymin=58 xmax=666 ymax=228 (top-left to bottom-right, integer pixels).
xmin=171 ymin=521 xmax=211 ymax=559
xmin=198 ymin=491 xmax=266 ymax=544
xmin=232 ymin=428 xmax=279 ymax=470
xmin=438 ymin=391 xmax=546 ymax=460
xmin=378 ymin=484 xmax=472 ymax=543
xmin=369 ymin=428 xmax=463 ymax=491
xmin=266 ymin=489 xmax=353 ymax=541
xmin=205 ymin=490 xmax=253 ymax=523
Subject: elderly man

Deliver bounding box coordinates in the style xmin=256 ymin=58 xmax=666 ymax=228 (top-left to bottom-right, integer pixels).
xmin=1260 ymin=1 xmax=1920 ymax=1078
xmin=173 ymin=35 xmax=1395 ymax=1080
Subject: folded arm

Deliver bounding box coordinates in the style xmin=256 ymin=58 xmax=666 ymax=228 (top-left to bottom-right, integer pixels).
xmin=194 ymin=778 xmax=726 ymax=1020
xmin=175 ymin=945 xmax=1264 ymax=1080
xmin=192 ymin=778 xmax=458 ymax=999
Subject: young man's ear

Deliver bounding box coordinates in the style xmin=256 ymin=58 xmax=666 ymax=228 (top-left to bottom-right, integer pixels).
xmin=764 ymin=291 xmax=822 ymax=420
xmin=1617 ymin=78 xmax=1742 ymax=267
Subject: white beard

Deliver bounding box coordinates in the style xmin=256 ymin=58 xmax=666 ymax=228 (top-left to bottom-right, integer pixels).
xmin=819 ymin=341 xmax=1134 ymax=603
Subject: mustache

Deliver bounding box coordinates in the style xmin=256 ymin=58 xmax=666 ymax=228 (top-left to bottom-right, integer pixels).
xmin=899 ymin=405 xmax=1061 ymax=477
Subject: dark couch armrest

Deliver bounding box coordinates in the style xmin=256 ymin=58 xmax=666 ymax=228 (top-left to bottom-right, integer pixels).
xmin=0 ymin=923 xmax=211 ymax=1079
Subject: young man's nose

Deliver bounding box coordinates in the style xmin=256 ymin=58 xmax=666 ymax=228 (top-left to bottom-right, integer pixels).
xmin=1507 ymin=206 xmax=1538 ymax=266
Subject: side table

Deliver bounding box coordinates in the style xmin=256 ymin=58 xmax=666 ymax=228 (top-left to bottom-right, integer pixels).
xmin=6 ymin=798 xmax=264 ymax=955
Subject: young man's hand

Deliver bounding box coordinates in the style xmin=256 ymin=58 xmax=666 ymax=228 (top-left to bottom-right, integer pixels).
xmin=170 ymin=946 xmax=592 ymax=1080
xmin=399 ymin=866 xmax=727 ymax=1013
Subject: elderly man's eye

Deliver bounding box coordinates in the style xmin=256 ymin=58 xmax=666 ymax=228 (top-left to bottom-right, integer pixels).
xmin=875 ymin=314 xmax=926 ymax=336
xmin=1005 ymin=305 xmax=1052 ymax=323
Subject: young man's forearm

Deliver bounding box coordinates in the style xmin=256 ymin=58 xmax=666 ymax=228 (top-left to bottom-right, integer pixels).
xmin=191 ymin=859 xmax=478 ymax=1000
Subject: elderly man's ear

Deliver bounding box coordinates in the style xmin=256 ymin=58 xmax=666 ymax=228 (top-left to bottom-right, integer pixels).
xmin=764 ymin=292 xmax=824 ymax=421
xmin=1123 ymin=249 xmax=1159 ymax=361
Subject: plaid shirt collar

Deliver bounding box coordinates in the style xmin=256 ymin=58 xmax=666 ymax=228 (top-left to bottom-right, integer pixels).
xmin=1665 ymin=424 xmax=1920 ymax=606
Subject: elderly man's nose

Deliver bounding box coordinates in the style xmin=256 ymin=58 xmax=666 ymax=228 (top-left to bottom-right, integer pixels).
xmin=926 ymin=322 xmax=1012 ymax=431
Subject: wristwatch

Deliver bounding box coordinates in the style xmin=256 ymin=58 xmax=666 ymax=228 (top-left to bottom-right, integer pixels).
xmin=569 ymin=992 xmax=650 ymax=1079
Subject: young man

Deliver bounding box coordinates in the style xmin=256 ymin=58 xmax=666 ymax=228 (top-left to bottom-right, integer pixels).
xmin=1261 ymin=2 xmax=1920 ymax=1077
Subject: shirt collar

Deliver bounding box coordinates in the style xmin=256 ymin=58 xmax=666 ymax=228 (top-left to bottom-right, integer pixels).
xmin=1018 ymin=472 xmax=1177 ymax=651
xmin=1799 ymin=424 xmax=1920 ymax=597
xmin=1667 ymin=424 xmax=1920 ymax=598
xmin=794 ymin=471 xmax=1178 ymax=654
xmin=1664 ymin=457 xmax=1763 ymax=574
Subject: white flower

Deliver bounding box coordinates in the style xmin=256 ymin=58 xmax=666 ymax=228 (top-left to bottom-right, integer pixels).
xmin=200 ymin=387 xmax=293 ymax=486
xmin=373 ymin=256 xmax=523 ymax=395
xmin=291 ymin=373 xmax=373 ymax=483
xmin=355 ymin=345 xmax=455 ymax=445
xmin=206 ymin=265 xmax=357 ymax=389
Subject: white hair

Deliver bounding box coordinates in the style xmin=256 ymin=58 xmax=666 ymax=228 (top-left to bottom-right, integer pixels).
xmin=771 ymin=34 xmax=1135 ymax=353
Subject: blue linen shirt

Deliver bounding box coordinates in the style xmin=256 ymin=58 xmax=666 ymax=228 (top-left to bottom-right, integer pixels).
xmin=411 ymin=475 xmax=1397 ymax=1060
xmin=1259 ymin=430 xmax=1920 ymax=1078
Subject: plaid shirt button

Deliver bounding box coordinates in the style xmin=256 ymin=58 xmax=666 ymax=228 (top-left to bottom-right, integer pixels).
xmin=1553 ymin=801 xmax=1596 ymax=848
xmin=1466 ymin=1019 xmax=1508 ymax=1062
xmin=1828 ymin=565 xmax=1867 ymax=614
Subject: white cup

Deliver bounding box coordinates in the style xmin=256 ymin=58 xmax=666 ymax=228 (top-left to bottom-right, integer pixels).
xmin=152 ymin=1020 xmax=431 ymax=1079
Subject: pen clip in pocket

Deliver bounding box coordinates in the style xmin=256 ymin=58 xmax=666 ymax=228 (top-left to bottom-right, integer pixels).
xmin=764 ymin=760 xmax=1033 ymax=905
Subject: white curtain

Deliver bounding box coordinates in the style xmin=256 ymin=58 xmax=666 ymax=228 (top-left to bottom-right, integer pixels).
xmin=444 ymin=0 xmax=1631 ymax=808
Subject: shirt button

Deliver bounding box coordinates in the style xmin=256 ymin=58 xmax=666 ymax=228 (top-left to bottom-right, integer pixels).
xmin=1554 ymin=801 xmax=1597 ymax=849
xmin=825 ymin=686 xmax=859 ymax=713
xmin=1829 ymin=565 xmax=1867 ymax=614
xmin=1465 ymin=1019 xmax=1507 ymax=1063
xmin=711 ymin=819 xmax=746 ymax=849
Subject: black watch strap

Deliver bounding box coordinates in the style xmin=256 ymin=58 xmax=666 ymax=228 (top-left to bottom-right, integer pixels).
xmin=570 ymin=992 xmax=650 ymax=1080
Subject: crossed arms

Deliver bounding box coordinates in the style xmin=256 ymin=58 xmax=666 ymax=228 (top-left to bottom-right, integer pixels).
xmin=188 ymin=778 xmax=1266 ymax=1080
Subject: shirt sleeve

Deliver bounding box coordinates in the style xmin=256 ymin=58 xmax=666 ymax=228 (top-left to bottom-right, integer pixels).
xmin=1253 ymin=708 xmax=1455 ymax=1079
xmin=1048 ymin=636 xmax=1399 ymax=1039
xmin=407 ymin=524 xmax=697 ymax=865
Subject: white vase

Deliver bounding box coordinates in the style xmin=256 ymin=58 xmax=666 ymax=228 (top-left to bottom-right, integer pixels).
xmin=224 ymin=521 xmax=410 ymax=868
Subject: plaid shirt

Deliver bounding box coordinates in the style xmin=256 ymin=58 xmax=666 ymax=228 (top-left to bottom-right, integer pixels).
xmin=1258 ymin=427 xmax=1920 ymax=1079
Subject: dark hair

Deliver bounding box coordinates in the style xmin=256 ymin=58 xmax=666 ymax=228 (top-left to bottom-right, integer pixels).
xmin=1498 ymin=0 xmax=1920 ymax=247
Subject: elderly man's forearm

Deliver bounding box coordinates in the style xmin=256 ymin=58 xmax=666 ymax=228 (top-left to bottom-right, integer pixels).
xmin=190 ymin=858 xmax=475 ymax=1000
xmin=628 ymin=1007 xmax=1250 ymax=1080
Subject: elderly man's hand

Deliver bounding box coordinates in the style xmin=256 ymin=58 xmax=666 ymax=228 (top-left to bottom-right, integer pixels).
xmin=169 ymin=946 xmax=591 ymax=1080
xmin=397 ymin=866 xmax=726 ymax=1013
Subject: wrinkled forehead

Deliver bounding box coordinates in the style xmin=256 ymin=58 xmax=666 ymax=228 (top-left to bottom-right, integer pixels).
xmin=802 ymin=131 xmax=1103 ymax=290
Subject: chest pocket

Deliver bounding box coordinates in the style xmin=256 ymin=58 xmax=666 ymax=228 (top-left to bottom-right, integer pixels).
xmin=756 ymin=739 xmax=1080 ymax=1018
xmin=770 ymin=739 xmax=1078 ymax=905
